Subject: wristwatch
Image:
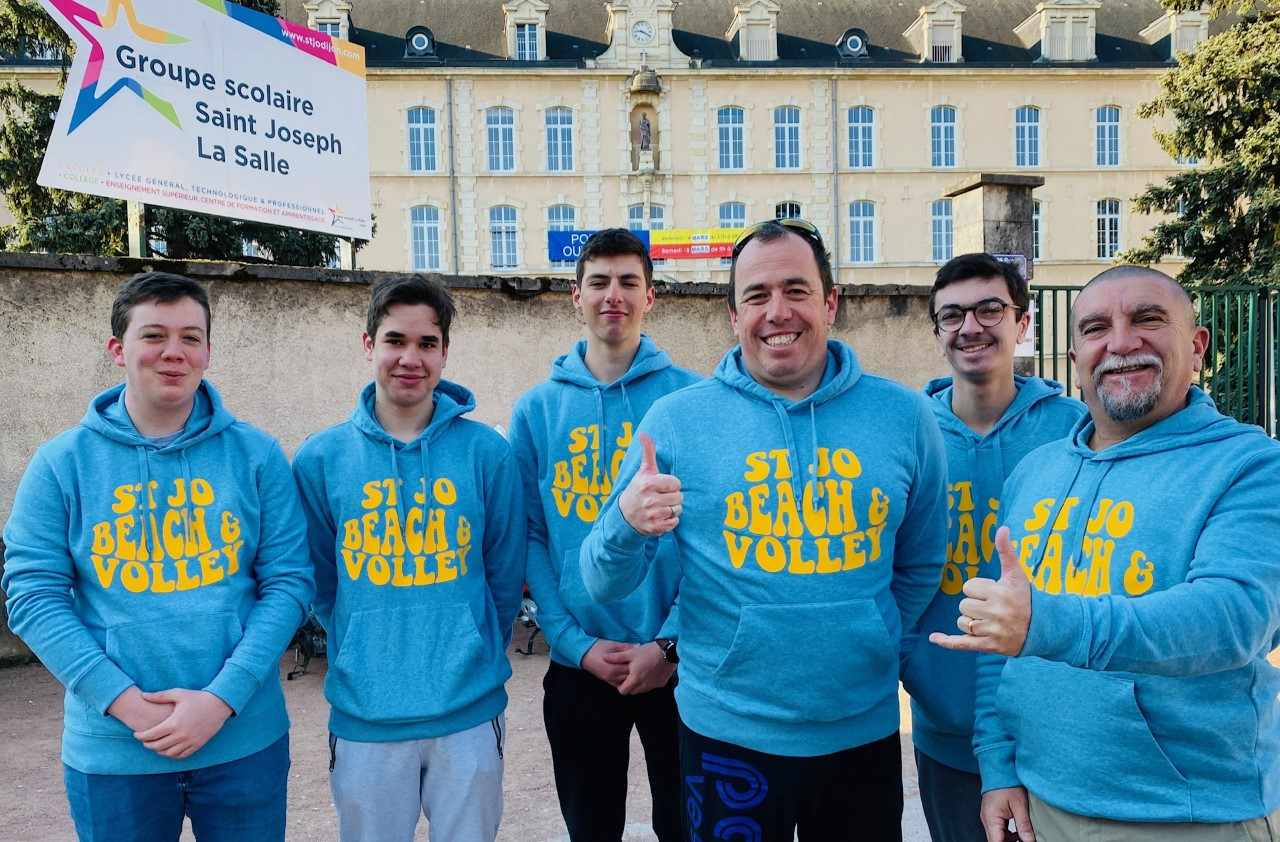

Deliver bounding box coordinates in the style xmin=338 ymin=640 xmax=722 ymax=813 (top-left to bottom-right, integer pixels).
xmin=655 ymin=637 xmax=679 ymax=664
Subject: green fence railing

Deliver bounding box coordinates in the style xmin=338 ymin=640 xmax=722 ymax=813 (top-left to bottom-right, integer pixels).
xmin=1031 ymin=284 xmax=1280 ymax=436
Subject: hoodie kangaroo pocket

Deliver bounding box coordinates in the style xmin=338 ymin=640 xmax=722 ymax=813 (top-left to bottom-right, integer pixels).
xmin=711 ymin=600 xmax=896 ymax=724
xmin=65 ymin=612 xmax=243 ymax=738
xmin=107 ymin=611 xmax=242 ymax=692
xmin=997 ymin=658 xmax=1191 ymax=818
xmin=328 ymin=604 xmax=492 ymax=723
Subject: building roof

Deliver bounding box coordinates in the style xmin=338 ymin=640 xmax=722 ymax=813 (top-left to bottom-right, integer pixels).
xmin=275 ymin=0 xmax=1235 ymax=68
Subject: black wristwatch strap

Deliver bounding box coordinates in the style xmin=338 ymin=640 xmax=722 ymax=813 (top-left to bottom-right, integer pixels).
xmin=655 ymin=637 xmax=679 ymax=664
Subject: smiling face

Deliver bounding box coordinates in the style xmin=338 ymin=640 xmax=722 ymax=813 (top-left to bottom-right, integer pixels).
xmin=363 ymin=302 xmax=447 ymax=418
xmin=933 ymin=275 xmax=1030 ymax=384
xmin=729 ymin=230 xmax=838 ymax=401
xmin=1069 ymin=271 xmax=1209 ymax=443
xmin=108 ymin=297 xmax=210 ymax=431
xmin=573 ymin=253 xmax=655 ymax=350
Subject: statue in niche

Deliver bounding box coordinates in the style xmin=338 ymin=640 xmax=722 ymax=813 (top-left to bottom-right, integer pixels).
xmin=639 ymin=113 xmax=651 ymax=151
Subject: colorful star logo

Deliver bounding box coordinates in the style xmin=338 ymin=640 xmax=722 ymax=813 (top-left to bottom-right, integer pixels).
xmin=43 ymin=0 xmax=189 ymax=132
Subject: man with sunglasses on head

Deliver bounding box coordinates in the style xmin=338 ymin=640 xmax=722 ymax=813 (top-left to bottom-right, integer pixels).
xmin=580 ymin=218 xmax=948 ymax=840
xmin=900 ymin=254 xmax=1084 ymax=842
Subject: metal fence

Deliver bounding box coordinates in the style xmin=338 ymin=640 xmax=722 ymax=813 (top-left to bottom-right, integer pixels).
xmin=1031 ymin=284 xmax=1280 ymax=436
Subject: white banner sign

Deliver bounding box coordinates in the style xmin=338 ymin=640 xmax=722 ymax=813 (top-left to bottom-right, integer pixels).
xmin=37 ymin=0 xmax=372 ymax=239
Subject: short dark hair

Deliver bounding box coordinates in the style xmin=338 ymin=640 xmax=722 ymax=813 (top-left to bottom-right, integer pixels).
xmin=366 ymin=275 xmax=457 ymax=346
xmin=111 ymin=272 xmax=211 ymax=341
xmin=930 ymin=253 xmax=1030 ymax=316
xmin=575 ymin=228 xmax=653 ymax=287
xmin=727 ymin=221 xmax=834 ymax=312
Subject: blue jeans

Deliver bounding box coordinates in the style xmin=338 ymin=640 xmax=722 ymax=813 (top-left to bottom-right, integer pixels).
xmin=915 ymin=748 xmax=986 ymax=842
xmin=63 ymin=734 xmax=289 ymax=842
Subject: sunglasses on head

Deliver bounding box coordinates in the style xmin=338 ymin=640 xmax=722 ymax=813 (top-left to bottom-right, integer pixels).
xmin=732 ymin=218 xmax=824 ymax=258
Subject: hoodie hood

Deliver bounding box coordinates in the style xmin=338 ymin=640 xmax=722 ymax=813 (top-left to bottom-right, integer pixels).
xmin=549 ymin=334 xmax=675 ymax=389
xmin=82 ymin=381 xmax=235 ymax=450
xmin=924 ymin=374 xmax=1073 ymax=486
xmin=714 ymin=339 xmax=861 ymax=409
xmin=1067 ymin=385 xmax=1245 ymax=460
xmin=348 ymin=379 xmax=476 ymax=446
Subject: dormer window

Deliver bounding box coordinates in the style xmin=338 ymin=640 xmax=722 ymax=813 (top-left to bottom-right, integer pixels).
xmin=904 ymin=0 xmax=967 ymax=64
xmin=727 ymin=0 xmax=781 ymax=62
xmin=304 ymin=0 xmax=351 ymax=40
xmin=504 ymin=1 xmax=549 ymax=61
xmin=1139 ymin=5 xmax=1211 ymax=61
xmin=1014 ymin=0 xmax=1100 ymax=62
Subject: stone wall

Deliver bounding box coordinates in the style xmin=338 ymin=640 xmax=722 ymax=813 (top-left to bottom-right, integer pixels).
xmin=0 ymin=253 xmax=947 ymax=662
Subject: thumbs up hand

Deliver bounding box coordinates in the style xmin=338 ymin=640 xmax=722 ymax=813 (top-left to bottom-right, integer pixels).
xmin=619 ymin=433 xmax=684 ymax=537
xmin=930 ymin=526 xmax=1032 ymax=656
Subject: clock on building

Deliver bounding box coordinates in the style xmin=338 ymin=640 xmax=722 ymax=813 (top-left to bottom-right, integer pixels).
xmin=631 ymin=20 xmax=655 ymax=45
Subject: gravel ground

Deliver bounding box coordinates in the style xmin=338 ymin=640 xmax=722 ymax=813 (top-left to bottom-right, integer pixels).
xmin=0 ymin=623 xmax=931 ymax=841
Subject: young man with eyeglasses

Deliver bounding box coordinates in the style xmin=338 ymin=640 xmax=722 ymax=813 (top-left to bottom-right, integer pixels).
xmin=900 ymin=253 xmax=1084 ymax=842
xmin=580 ymin=218 xmax=948 ymax=840
xmin=507 ymin=228 xmax=701 ymax=842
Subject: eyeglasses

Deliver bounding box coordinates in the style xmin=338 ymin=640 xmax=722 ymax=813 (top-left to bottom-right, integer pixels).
xmin=732 ymin=217 xmax=824 ymax=258
xmin=932 ymin=300 xmax=1022 ymax=332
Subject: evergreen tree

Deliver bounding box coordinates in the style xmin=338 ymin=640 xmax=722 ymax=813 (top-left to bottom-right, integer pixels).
xmin=1122 ymin=2 xmax=1279 ymax=286
xmin=0 ymin=0 xmax=363 ymax=264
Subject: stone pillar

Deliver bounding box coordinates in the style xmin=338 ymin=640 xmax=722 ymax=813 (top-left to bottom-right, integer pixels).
xmin=944 ymin=173 xmax=1043 ymax=279
xmin=945 ymin=173 xmax=1044 ymax=371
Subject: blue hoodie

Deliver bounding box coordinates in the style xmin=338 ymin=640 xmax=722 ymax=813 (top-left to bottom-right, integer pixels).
xmin=292 ymin=380 xmax=525 ymax=743
xmin=901 ymin=376 xmax=1084 ymax=772
xmin=508 ymin=336 xmax=702 ymax=668
xmin=974 ymin=388 xmax=1280 ymax=823
xmin=581 ymin=340 xmax=947 ymax=757
xmin=2 ymin=382 xmax=313 ymax=775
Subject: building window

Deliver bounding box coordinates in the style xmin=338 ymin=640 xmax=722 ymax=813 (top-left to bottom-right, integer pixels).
xmin=516 ymin=24 xmax=538 ymax=61
xmin=410 ymin=206 xmax=442 ymax=271
xmin=545 ymin=107 xmax=573 ymax=172
xmin=486 ymin=107 xmax=515 ymax=172
xmin=774 ymin=106 xmax=800 ymax=170
xmin=1177 ymin=153 xmax=1200 ymax=166
xmin=1033 ymin=200 xmax=1043 ymax=262
xmin=931 ymin=199 xmax=953 ymax=263
xmin=718 ymin=107 xmax=745 ymax=171
xmin=548 ymin=204 xmax=575 ymax=266
xmin=776 ymin=203 xmax=802 ymax=220
xmin=848 ymin=106 xmax=874 ymax=169
xmin=315 ymin=20 xmax=341 ymax=38
xmin=1096 ymin=106 xmax=1120 ymax=167
xmin=490 ymin=205 xmax=519 ymax=269
xmin=849 ymin=201 xmax=876 ymax=264
xmin=1015 ymin=106 xmax=1040 ymax=168
xmin=407 ymin=107 xmax=436 ymax=173
xmin=630 ymin=204 xmax=665 ymax=265
xmin=720 ymin=202 xmax=746 ymax=265
xmin=930 ymin=106 xmax=956 ymax=168
xmin=1096 ymin=198 xmax=1121 ymax=259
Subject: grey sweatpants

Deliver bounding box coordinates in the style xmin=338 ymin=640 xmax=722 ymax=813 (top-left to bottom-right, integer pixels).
xmin=330 ymin=716 xmax=505 ymax=842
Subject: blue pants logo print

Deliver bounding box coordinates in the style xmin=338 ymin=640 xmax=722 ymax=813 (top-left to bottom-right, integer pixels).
xmin=685 ymin=752 xmax=768 ymax=841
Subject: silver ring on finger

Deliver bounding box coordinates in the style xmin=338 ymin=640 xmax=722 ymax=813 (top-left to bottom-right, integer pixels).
xmin=669 ymin=504 xmax=676 ymax=519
